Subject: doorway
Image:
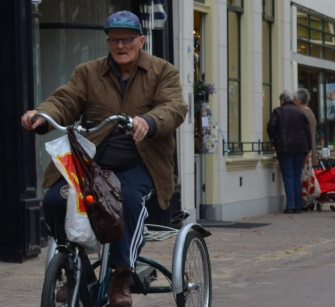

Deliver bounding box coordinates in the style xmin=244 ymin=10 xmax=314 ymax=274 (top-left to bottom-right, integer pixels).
xmin=194 ymin=10 xmax=206 ymax=220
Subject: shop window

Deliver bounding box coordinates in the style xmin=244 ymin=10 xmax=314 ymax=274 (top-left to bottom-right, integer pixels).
xmin=36 ymin=0 xmax=117 ymax=177
xmin=38 ymin=0 xmax=113 ymax=101
xmin=194 ymin=11 xmax=204 ymax=83
xmin=297 ymin=66 xmax=335 ymax=148
xmin=193 ymin=10 xmax=206 ymax=153
xmin=325 ymin=72 xmax=335 ymax=147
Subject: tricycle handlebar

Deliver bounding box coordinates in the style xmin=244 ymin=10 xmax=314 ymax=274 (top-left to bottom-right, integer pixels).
xmin=34 ymin=112 xmax=134 ymax=135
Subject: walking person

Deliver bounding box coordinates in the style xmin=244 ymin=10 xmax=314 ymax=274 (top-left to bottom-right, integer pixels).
xmin=21 ymin=10 xmax=188 ymax=307
xmin=267 ymin=90 xmax=311 ymax=214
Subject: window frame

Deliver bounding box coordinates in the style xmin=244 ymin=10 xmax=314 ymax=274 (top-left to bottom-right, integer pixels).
xmin=262 ymin=0 xmax=274 ymax=142
xmin=227 ymin=6 xmax=243 ymax=146
xmin=296 ymin=4 xmax=335 ymax=61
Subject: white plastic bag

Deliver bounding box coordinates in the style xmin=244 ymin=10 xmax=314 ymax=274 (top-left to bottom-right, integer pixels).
xmin=302 ymin=153 xmax=321 ymax=202
xmin=45 ymin=132 xmax=100 ymax=253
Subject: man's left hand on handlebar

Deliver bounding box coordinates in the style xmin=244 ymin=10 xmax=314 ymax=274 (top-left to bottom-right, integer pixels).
xmin=131 ymin=116 xmax=149 ymax=142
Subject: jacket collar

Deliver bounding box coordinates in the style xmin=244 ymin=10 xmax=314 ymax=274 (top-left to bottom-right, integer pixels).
xmin=100 ymin=49 xmax=151 ymax=76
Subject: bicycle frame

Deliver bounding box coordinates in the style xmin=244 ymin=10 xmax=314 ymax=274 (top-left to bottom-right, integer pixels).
xmin=133 ymin=256 xmax=172 ymax=294
xmin=37 ymin=113 xmax=212 ymax=306
xmin=45 ymin=222 xmax=211 ymax=298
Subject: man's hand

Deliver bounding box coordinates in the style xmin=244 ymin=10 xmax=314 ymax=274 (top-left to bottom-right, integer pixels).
xmin=132 ymin=116 xmax=149 ymax=142
xmin=21 ymin=110 xmax=46 ymax=130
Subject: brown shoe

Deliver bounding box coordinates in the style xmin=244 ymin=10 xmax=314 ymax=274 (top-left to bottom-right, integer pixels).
xmin=108 ymin=270 xmax=132 ymax=307
xmin=55 ymin=282 xmax=70 ymax=303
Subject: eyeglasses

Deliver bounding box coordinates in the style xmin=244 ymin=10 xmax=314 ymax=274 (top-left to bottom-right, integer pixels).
xmin=107 ymin=36 xmax=139 ymax=46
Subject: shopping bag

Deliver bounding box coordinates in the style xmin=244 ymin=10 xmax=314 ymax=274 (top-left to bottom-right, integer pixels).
xmin=302 ymin=154 xmax=321 ymax=201
xmin=67 ymin=127 xmax=123 ymax=244
xmin=45 ymin=132 xmax=100 ymax=253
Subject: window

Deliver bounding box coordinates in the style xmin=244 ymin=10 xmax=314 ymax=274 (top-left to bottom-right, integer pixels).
xmin=227 ymin=9 xmax=241 ymax=143
xmin=262 ymin=0 xmax=274 ymax=22
xmin=39 ymin=0 xmax=113 ymax=101
xmin=262 ymin=0 xmax=274 ymax=142
xmin=36 ymin=0 xmax=115 ymax=180
xmin=194 ymin=11 xmax=204 ymax=83
xmin=227 ymin=0 xmax=243 ymax=11
xmin=296 ymin=6 xmax=335 ymax=62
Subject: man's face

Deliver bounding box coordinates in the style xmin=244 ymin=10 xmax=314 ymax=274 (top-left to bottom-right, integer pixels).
xmin=107 ymin=29 xmax=145 ymax=66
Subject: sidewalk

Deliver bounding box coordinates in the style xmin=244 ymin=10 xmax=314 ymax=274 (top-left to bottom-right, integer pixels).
xmin=1 ymin=204 xmax=335 ymax=307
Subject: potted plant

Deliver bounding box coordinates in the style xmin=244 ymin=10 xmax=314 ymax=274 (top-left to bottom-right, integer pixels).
xmin=194 ymin=82 xmax=216 ymax=103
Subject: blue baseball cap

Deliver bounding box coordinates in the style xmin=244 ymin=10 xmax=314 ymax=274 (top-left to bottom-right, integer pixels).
xmin=104 ymin=11 xmax=142 ymax=34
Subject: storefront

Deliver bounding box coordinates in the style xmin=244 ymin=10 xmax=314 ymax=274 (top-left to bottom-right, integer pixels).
xmin=293 ymin=2 xmax=335 ymax=149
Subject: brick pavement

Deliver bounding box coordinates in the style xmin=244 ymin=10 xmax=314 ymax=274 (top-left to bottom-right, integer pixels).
xmin=1 ymin=204 xmax=335 ymax=306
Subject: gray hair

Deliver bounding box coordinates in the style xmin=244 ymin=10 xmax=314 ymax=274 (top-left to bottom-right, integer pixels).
xmin=279 ymin=90 xmax=292 ymax=103
xmin=294 ymin=88 xmax=310 ymax=105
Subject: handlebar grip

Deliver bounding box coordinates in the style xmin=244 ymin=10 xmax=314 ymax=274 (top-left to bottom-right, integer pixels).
xmin=31 ymin=113 xmax=39 ymax=124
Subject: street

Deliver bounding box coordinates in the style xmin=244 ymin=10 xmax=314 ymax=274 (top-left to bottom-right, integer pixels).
xmin=1 ymin=204 xmax=335 ymax=306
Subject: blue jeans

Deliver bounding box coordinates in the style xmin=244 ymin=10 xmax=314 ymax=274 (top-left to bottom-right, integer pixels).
xmin=278 ymin=153 xmax=305 ymax=210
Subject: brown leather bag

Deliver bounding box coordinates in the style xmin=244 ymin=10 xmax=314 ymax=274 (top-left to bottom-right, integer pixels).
xmin=67 ymin=127 xmax=123 ymax=243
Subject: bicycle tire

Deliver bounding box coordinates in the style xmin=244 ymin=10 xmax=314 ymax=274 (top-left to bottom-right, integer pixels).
xmin=175 ymin=231 xmax=212 ymax=307
xmin=40 ymin=252 xmax=79 ymax=307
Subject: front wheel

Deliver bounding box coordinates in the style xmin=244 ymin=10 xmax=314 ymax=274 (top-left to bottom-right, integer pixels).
xmin=176 ymin=231 xmax=212 ymax=307
xmin=41 ymin=252 xmax=78 ymax=307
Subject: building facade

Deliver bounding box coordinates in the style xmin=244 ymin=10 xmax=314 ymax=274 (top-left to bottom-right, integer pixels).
xmin=2 ymin=0 xmax=335 ymax=260
xmin=178 ymin=0 xmax=335 ymax=222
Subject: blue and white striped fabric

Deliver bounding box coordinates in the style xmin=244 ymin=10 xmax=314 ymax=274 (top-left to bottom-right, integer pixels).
xmin=139 ymin=0 xmax=167 ymax=35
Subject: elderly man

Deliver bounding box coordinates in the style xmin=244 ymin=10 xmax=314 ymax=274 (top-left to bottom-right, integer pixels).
xmin=21 ymin=10 xmax=188 ymax=307
xmin=267 ymin=90 xmax=311 ymax=214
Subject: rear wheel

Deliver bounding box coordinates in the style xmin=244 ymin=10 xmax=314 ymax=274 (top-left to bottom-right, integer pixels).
xmin=176 ymin=231 xmax=212 ymax=307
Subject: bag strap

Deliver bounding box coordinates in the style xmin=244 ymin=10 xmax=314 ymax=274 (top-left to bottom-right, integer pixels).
xmin=67 ymin=127 xmax=92 ymax=162
xmin=67 ymin=127 xmax=94 ymax=198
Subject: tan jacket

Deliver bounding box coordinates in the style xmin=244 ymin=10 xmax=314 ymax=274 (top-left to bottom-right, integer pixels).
xmin=36 ymin=49 xmax=188 ymax=209
xmin=302 ymin=107 xmax=317 ymax=166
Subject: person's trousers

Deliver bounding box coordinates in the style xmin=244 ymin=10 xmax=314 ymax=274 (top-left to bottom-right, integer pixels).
xmin=278 ymin=152 xmax=305 ymax=210
xmin=43 ymin=163 xmax=154 ymax=271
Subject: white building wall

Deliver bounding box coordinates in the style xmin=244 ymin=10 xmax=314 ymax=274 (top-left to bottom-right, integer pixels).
xmin=173 ymin=0 xmax=197 ymax=221
xmin=211 ymin=0 xmax=286 ymax=221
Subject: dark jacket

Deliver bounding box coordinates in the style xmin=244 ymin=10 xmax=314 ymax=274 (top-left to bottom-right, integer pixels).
xmin=36 ymin=49 xmax=188 ymax=209
xmin=267 ymin=101 xmax=311 ymax=155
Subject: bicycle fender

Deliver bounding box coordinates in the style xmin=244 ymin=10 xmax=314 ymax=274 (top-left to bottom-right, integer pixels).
xmin=45 ymin=237 xmax=57 ymax=271
xmin=171 ymin=223 xmax=211 ymax=294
